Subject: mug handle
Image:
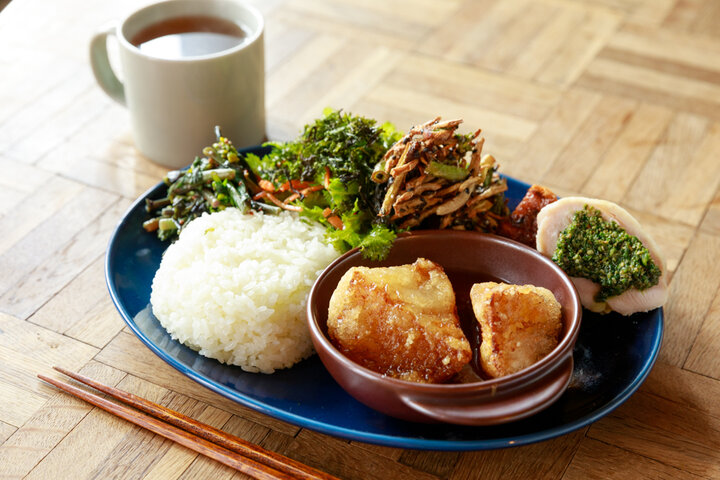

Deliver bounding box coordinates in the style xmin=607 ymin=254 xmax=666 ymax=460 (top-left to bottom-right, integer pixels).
xmin=89 ymin=23 xmax=126 ymax=105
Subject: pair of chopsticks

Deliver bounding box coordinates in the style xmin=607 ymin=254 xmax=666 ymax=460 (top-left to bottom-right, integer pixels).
xmin=38 ymin=367 xmax=338 ymax=480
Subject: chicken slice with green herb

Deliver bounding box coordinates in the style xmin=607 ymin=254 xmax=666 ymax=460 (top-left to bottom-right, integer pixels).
xmin=536 ymin=197 xmax=667 ymax=315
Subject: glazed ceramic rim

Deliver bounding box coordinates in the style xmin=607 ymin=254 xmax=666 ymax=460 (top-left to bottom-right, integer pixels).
xmin=307 ymin=230 xmax=583 ymax=394
xmin=118 ymin=0 xmax=264 ymax=63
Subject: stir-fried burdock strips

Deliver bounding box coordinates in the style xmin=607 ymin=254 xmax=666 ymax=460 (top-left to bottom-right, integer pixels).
xmin=373 ymin=117 xmax=509 ymax=232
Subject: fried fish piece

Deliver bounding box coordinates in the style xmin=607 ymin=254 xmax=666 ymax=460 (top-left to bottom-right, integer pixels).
xmin=327 ymin=258 xmax=471 ymax=383
xmin=470 ymin=282 xmax=562 ymax=378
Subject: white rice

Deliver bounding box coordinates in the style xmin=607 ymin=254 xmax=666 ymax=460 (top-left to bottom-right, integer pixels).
xmin=150 ymin=208 xmax=340 ymax=373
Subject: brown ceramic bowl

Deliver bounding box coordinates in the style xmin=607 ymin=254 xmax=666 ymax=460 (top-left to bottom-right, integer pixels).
xmin=307 ymin=230 xmax=582 ymax=426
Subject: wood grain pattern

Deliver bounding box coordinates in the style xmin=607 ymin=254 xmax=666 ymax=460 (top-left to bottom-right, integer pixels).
xmin=581 ymin=102 xmax=673 ymax=202
xmin=1 ymin=0 xmax=720 ymax=478
xmin=661 ymin=233 xmax=720 ymax=366
xmin=564 ymin=438 xmax=703 ymax=480
xmin=96 ymin=332 xmax=302 ymax=437
xmin=51 ymin=366 xmax=336 ymax=480
xmin=0 ymin=362 xmax=125 ymax=478
xmin=587 ymin=391 xmax=720 ymax=477
xmin=643 ymin=361 xmax=720 ymax=418
xmin=541 ymin=94 xmax=637 ymax=190
xmin=684 ymin=287 xmax=720 ymax=378
xmin=448 ymin=429 xmax=585 ymax=480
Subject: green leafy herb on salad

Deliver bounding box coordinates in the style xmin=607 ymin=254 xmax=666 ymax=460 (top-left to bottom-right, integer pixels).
xmin=142 ymin=128 xmax=276 ymax=240
xmin=248 ymin=108 xmax=403 ymax=259
xmin=143 ymin=110 xmax=512 ymax=261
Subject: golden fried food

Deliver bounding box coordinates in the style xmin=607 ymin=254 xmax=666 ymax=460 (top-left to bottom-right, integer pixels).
xmin=327 ymin=258 xmax=471 ymax=383
xmin=470 ymin=282 xmax=562 ymax=378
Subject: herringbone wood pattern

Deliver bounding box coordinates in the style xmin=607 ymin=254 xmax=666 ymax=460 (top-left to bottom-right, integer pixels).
xmin=1 ymin=0 xmax=720 ymax=478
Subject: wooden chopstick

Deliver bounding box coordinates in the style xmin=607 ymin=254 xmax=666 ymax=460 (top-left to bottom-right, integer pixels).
xmin=37 ymin=373 xmax=288 ymax=479
xmin=39 ymin=368 xmax=338 ymax=480
xmin=51 ymin=366 xmax=334 ymax=480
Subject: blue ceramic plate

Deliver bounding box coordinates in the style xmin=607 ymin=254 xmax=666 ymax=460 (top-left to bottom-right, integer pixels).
xmin=106 ymin=145 xmax=663 ymax=451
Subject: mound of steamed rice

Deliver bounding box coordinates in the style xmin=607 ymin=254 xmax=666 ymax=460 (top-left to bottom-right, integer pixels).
xmin=150 ymin=208 xmax=340 ymax=373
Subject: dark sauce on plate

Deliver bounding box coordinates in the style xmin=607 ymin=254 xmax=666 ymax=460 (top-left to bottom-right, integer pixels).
xmin=446 ymin=270 xmax=505 ymax=383
xmin=131 ymin=15 xmax=247 ymax=59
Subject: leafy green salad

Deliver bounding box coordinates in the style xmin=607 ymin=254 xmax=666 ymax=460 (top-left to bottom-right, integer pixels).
xmin=245 ymin=109 xmax=402 ymax=260
xmin=143 ymin=109 xmax=509 ymax=260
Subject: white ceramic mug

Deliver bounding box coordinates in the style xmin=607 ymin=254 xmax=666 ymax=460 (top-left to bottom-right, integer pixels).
xmin=90 ymin=0 xmax=265 ymax=169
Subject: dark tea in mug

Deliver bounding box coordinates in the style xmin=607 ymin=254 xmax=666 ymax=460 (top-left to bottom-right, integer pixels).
xmin=130 ymin=15 xmax=247 ymax=58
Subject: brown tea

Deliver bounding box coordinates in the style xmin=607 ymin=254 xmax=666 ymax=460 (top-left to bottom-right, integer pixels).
xmin=130 ymin=15 xmax=247 ymax=59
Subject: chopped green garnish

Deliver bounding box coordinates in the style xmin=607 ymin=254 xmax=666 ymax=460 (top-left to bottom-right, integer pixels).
xmin=552 ymin=205 xmax=662 ymax=302
xmin=256 ymin=109 xmax=402 ymax=259
xmin=144 ymin=132 xmax=263 ymax=241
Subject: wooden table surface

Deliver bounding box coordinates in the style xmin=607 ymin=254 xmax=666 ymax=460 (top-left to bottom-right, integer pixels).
xmin=2 ymin=0 xmax=720 ymax=478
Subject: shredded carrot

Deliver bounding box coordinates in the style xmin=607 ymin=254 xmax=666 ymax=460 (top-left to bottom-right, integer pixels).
xmin=300 ymin=185 xmax=325 ymax=196
xmin=283 ymin=193 xmax=300 ymax=204
xmin=253 ymin=191 xmax=267 ymax=201
xmin=263 ymin=192 xmax=302 ymax=212
xmin=258 ymin=179 xmax=275 ymax=192
xmin=322 ymin=207 xmax=332 ymax=218
xmin=278 ymin=179 xmax=311 ymax=192
xmin=327 ymin=215 xmax=344 ymax=230
xmin=324 ymin=167 xmax=331 ymax=189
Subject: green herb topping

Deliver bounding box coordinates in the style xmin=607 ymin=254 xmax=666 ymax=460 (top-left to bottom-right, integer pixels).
xmin=552 ymin=205 xmax=661 ymax=302
xmin=249 ymin=108 xmax=402 ymax=260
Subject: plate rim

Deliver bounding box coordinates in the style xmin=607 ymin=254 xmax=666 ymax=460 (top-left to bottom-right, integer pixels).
xmin=105 ymin=147 xmax=664 ymax=451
